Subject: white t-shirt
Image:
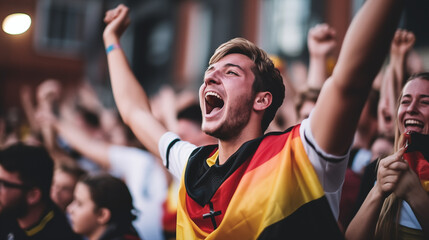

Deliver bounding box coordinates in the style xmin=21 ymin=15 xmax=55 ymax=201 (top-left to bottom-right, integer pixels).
xmin=158 ymin=118 xmax=349 ymax=220
xmin=400 ymin=198 xmax=422 ymax=230
xmin=109 ymin=146 xmax=167 ymax=240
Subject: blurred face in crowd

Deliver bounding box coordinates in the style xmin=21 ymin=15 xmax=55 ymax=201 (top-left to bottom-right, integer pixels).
xmin=199 ymin=53 xmax=256 ymax=140
xmin=298 ymin=100 xmax=315 ymax=122
xmin=397 ymin=78 xmax=429 ymax=135
xmin=177 ymin=119 xmax=217 ymax=146
xmin=51 ymin=169 xmax=78 ymax=212
xmin=67 ymin=182 xmax=102 ymax=237
xmin=371 ymin=137 xmax=394 ymax=160
xmin=378 ymin=96 xmax=395 ymax=137
xmin=0 ymin=165 xmax=28 ymax=217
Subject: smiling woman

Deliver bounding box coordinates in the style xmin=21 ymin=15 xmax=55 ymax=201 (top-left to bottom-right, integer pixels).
xmin=346 ymin=73 xmax=429 ymax=240
xmin=2 ymin=13 xmax=31 ymax=35
xmin=397 ymin=73 xmax=429 ymax=136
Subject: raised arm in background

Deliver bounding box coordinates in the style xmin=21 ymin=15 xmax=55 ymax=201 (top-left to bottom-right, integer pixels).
xmin=389 ymin=30 xmax=416 ymax=93
xmin=20 ymin=85 xmax=40 ymax=134
xmin=54 ymin=118 xmax=112 ymax=170
xmin=291 ymin=23 xmax=337 ymax=123
xmin=35 ymin=79 xmax=63 ymax=151
xmin=378 ymin=30 xmax=416 ymax=137
xmin=49 ymin=105 xmax=162 ymax=171
xmin=306 ymin=23 xmax=337 ymax=91
xmin=311 ymin=0 xmax=403 ymax=155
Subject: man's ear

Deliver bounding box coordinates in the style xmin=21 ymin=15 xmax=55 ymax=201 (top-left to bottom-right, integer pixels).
xmin=97 ymin=207 xmax=111 ymax=225
xmin=254 ymin=91 xmax=272 ymax=111
xmin=26 ymin=188 xmax=42 ymax=205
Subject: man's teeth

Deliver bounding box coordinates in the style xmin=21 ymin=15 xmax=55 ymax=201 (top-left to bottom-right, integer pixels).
xmin=205 ymin=91 xmax=221 ymax=100
xmin=205 ymin=91 xmax=224 ymax=110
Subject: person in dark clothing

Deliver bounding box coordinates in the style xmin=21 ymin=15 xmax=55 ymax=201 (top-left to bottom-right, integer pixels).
xmin=0 ymin=143 xmax=80 ymax=240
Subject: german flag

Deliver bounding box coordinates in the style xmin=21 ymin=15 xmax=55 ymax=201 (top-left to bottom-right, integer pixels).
xmin=176 ymin=125 xmax=343 ymax=239
xmin=403 ymin=131 xmax=429 ymax=192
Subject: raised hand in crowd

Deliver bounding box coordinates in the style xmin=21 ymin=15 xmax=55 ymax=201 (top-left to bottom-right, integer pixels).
xmin=307 ymin=23 xmax=337 ymax=91
xmin=378 ymin=30 xmax=415 ymax=137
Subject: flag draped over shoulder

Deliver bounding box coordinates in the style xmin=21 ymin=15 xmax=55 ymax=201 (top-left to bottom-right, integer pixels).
xmin=403 ymin=131 xmax=429 ymax=192
xmin=176 ymin=125 xmax=343 ymax=240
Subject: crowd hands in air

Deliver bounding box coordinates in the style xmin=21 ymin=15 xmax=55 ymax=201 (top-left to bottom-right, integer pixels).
xmin=0 ymin=0 xmax=428 ymax=239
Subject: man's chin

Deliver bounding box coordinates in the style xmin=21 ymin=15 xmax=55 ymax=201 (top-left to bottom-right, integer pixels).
xmin=202 ymin=127 xmax=223 ymax=140
xmin=205 ymin=128 xmax=239 ymax=141
xmin=203 ymin=128 xmax=219 ymax=139
xmin=1 ymin=204 xmax=28 ymax=218
xmin=202 ymin=124 xmax=217 ymax=136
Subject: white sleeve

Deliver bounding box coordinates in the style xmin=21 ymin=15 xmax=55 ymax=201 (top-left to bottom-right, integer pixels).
xmin=158 ymin=132 xmax=197 ymax=180
xmin=108 ymin=145 xmax=155 ymax=177
xmin=300 ymin=118 xmax=349 ymax=220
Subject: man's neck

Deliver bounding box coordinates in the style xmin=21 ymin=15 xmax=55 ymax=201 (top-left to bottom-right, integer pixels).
xmin=217 ymin=129 xmax=263 ymax=165
xmin=17 ymin=202 xmax=47 ymax=230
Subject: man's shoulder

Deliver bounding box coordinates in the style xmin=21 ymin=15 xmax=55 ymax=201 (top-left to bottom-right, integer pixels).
xmin=0 ymin=209 xmax=80 ymax=240
xmin=262 ymin=124 xmax=301 ymax=141
xmin=29 ymin=205 xmax=81 ymax=240
xmin=0 ymin=215 xmax=23 ymax=240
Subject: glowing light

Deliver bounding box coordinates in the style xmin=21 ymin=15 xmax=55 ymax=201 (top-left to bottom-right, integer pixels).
xmin=2 ymin=13 xmax=31 ymax=35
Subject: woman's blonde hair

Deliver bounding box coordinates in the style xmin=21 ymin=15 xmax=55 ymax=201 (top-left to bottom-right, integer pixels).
xmin=375 ymin=72 xmax=429 ymax=239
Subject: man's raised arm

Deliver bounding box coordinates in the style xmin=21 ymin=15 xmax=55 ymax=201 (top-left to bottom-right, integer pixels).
xmin=311 ymin=0 xmax=404 ymax=155
xmin=103 ymin=4 xmax=166 ymax=158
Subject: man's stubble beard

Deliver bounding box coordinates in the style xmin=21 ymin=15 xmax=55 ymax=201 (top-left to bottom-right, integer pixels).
xmin=205 ymin=95 xmax=254 ymax=141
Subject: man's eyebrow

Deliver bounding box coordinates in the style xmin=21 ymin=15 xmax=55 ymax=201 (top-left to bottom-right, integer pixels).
xmin=205 ymin=65 xmax=214 ymax=73
xmin=225 ymin=63 xmax=244 ymax=71
xmin=205 ymin=63 xmax=245 ymax=73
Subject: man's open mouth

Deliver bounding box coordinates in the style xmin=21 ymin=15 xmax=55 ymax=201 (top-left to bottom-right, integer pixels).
xmin=205 ymin=91 xmax=224 ymax=114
